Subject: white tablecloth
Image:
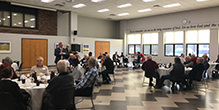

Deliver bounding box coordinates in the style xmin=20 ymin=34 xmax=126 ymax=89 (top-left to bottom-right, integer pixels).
xmin=157 ymin=67 xmax=192 ymax=77
xmin=207 ymin=62 xmax=218 ymax=77
xmin=13 ymin=77 xmax=49 ymax=110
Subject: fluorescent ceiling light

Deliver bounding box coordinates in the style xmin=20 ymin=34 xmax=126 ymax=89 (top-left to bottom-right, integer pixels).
xmin=7 ymin=16 xmax=10 ymax=18
xmin=117 ymin=13 xmax=129 ymax=16
xmin=91 ymin=0 xmax=105 ymax=3
xmin=117 ymin=3 xmax=132 ymax=8
xmin=138 ymin=8 xmax=152 ymax=12
xmin=14 ymin=23 xmax=17 ymax=26
xmin=2 ymin=18 xmax=6 ymax=20
xmin=196 ymin=0 xmax=208 ymax=2
xmin=30 ymin=26 xmax=35 ymax=28
xmin=143 ymin=0 xmax=155 ymax=2
xmin=30 ymin=18 xmax=35 ymax=21
xmin=41 ymin=0 xmax=54 ymax=3
xmin=18 ymin=22 xmax=22 ymax=24
xmin=163 ymin=3 xmax=181 ymax=8
xmin=13 ymin=13 xmax=17 ymax=16
xmin=25 ymin=20 xmax=28 ymax=23
xmin=97 ymin=9 xmax=110 ymax=12
xmin=73 ymin=3 xmax=86 ymax=8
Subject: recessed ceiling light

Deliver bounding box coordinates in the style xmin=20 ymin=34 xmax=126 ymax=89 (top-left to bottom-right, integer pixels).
xmin=143 ymin=0 xmax=155 ymax=2
xmin=196 ymin=0 xmax=208 ymax=2
xmin=117 ymin=13 xmax=129 ymax=16
xmin=163 ymin=3 xmax=181 ymax=8
xmin=7 ymin=16 xmax=10 ymax=18
xmin=30 ymin=26 xmax=35 ymax=28
xmin=73 ymin=3 xmax=86 ymax=8
xmin=41 ymin=0 xmax=54 ymax=3
xmin=13 ymin=13 xmax=17 ymax=16
xmin=117 ymin=3 xmax=132 ymax=8
xmin=138 ymin=8 xmax=152 ymax=12
xmin=30 ymin=18 xmax=35 ymax=21
xmin=18 ymin=22 xmax=22 ymax=24
xmin=2 ymin=18 xmax=6 ymax=20
xmin=14 ymin=23 xmax=17 ymax=26
xmin=25 ymin=20 xmax=28 ymax=23
xmin=0 ymin=20 xmax=1 ymax=22
xmin=91 ymin=0 xmax=105 ymax=3
xmin=98 ymin=9 xmax=110 ymax=13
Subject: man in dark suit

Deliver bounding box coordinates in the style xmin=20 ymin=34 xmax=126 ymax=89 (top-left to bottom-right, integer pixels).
xmin=101 ymin=54 xmax=114 ymax=84
xmin=185 ymin=57 xmax=205 ymax=90
xmin=54 ymin=42 xmax=67 ymax=64
xmin=113 ymin=51 xmax=120 ymax=66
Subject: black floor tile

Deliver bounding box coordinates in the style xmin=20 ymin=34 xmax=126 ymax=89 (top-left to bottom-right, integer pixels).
xmin=95 ymin=105 xmax=110 ymax=110
xmin=112 ymin=87 xmax=125 ymax=93
xmin=126 ymin=97 xmax=143 ymax=106
xmin=139 ymin=93 xmax=157 ymax=101
xmin=110 ymin=100 xmax=127 ymax=110
xmin=98 ymin=89 xmax=112 ymax=96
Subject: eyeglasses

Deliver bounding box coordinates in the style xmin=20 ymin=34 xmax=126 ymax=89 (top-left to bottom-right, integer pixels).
xmin=37 ymin=60 xmax=43 ymax=62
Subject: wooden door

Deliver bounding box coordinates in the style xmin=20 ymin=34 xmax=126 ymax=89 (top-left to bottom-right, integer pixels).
xmin=22 ymin=39 xmax=47 ymax=68
xmin=95 ymin=41 xmax=110 ymax=57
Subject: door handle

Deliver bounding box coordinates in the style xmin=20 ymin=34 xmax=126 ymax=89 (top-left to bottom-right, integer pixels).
xmin=35 ymin=53 xmax=37 ymax=55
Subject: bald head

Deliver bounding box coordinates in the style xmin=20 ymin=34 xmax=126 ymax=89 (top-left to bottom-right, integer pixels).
xmin=37 ymin=57 xmax=44 ymax=66
xmin=57 ymin=60 xmax=68 ymax=73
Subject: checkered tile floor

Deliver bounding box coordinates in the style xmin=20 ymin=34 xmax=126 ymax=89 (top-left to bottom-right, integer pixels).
xmin=75 ymin=67 xmax=219 ymax=110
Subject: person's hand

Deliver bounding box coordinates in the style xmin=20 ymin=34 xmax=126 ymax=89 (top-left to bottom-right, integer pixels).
xmin=60 ymin=52 xmax=65 ymax=55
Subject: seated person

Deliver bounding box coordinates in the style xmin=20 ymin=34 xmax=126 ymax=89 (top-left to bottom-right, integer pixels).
xmin=80 ymin=55 xmax=88 ymax=64
xmin=88 ymin=52 xmax=93 ymax=59
xmin=113 ymin=51 xmax=120 ymax=65
xmin=120 ymin=52 xmax=128 ymax=67
xmin=216 ymin=54 xmax=219 ymax=63
xmin=191 ymin=54 xmax=197 ymax=65
xmin=184 ymin=56 xmax=193 ymax=68
xmin=179 ymin=53 xmax=185 ymax=64
xmin=156 ymin=57 xmax=185 ymax=90
xmin=75 ymin=57 xmax=99 ymax=90
xmin=133 ymin=52 xmax=141 ymax=68
xmin=97 ymin=52 xmax=103 ymax=59
xmin=101 ymin=54 xmax=114 ymax=84
xmin=140 ymin=52 xmax=145 ymax=62
xmin=70 ymin=63 xmax=83 ymax=83
xmin=68 ymin=54 xmax=74 ymax=66
xmin=46 ymin=60 xmax=75 ymax=110
xmin=202 ymin=55 xmax=210 ymax=70
xmin=141 ymin=55 xmax=159 ymax=86
xmin=30 ymin=57 xmax=50 ymax=76
xmin=0 ymin=57 xmax=18 ymax=80
xmin=0 ymin=68 xmax=26 ymax=110
xmin=185 ymin=57 xmax=205 ymax=90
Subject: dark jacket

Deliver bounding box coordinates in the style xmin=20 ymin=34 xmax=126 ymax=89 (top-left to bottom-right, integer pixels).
xmin=0 ymin=65 xmax=18 ymax=80
xmin=203 ymin=61 xmax=209 ymax=70
xmin=103 ymin=58 xmax=114 ymax=71
xmin=188 ymin=63 xmax=205 ymax=81
xmin=170 ymin=63 xmax=185 ymax=81
xmin=112 ymin=54 xmax=120 ymax=62
xmin=141 ymin=59 xmax=158 ymax=77
xmin=46 ymin=72 xmax=74 ymax=93
xmin=0 ymin=80 xmax=26 ymax=110
xmin=54 ymin=48 xmax=67 ymax=64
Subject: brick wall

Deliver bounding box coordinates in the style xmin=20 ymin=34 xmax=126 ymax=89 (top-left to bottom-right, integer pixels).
xmin=0 ymin=9 xmax=57 ymax=36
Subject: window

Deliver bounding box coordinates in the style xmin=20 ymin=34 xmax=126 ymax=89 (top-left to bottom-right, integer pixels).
xmin=186 ymin=44 xmax=209 ymax=57
xmin=165 ymin=44 xmax=183 ymax=56
xmin=128 ymin=34 xmax=141 ymax=54
xmin=164 ymin=31 xmax=184 ymax=56
xmin=0 ymin=11 xmax=10 ymax=26
xmin=186 ymin=29 xmax=210 ymax=56
xmin=0 ymin=4 xmax=37 ymax=29
xmin=12 ymin=12 xmax=23 ymax=27
xmin=142 ymin=33 xmax=158 ymax=55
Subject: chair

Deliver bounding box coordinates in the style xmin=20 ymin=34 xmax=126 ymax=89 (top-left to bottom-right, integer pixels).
xmin=50 ymin=88 xmax=76 ymax=110
xmin=0 ymin=92 xmax=16 ymax=110
xmin=109 ymin=65 xmax=116 ymax=84
xmin=193 ymin=70 xmax=208 ymax=93
xmin=74 ymin=78 xmax=97 ymax=110
xmin=212 ymin=64 xmax=219 ymax=79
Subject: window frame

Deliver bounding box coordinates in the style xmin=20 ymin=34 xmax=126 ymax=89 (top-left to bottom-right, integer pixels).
xmin=0 ymin=3 xmax=38 ymax=29
xmin=186 ymin=43 xmax=209 ymax=57
xmin=164 ymin=44 xmax=183 ymax=57
xmin=143 ymin=44 xmax=158 ymax=56
xmin=128 ymin=44 xmax=141 ymax=55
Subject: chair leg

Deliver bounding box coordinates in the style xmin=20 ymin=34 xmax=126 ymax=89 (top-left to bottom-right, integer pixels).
xmin=91 ymin=96 xmax=95 ymax=110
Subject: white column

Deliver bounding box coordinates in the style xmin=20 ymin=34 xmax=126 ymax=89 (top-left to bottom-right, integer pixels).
xmin=209 ymin=28 xmax=219 ymax=61
xmin=69 ymin=12 xmax=78 ymax=44
xmin=120 ymin=20 xmax=127 ymax=55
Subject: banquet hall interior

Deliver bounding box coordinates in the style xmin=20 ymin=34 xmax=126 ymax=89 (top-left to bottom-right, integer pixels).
xmin=0 ymin=0 xmax=219 ymax=110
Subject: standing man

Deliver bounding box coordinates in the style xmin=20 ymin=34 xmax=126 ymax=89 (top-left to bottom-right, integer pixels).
xmin=65 ymin=44 xmax=71 ymax=59
xmin=54 ymin=42 xmax=67 ymax=64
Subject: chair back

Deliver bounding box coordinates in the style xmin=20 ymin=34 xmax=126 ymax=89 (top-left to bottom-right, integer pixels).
xmin=0 ymin=92 xmax=16 ymax=110
xmin=216 ymin=64 xmax=219 ymax=71
xmin=195 ymin=69 xmax=205 ymax=81
xmin=109 ymin=65 xmax=116 ymax=75
xmin=17 ymin=62 xmax=23 ymax=71
xmin=50 ymin=87 xmax=75 ymax=109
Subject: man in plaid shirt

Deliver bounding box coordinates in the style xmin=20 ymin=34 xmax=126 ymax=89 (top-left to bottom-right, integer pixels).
xmin=75 ymin=57 xmax=99 ymax=89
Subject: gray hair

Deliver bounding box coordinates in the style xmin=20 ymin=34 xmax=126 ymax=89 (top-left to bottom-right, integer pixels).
xmin=37 ymin=57 xmax=44 ymax=61
xmin=198 ymin=57 xmax=204 ymax=63
xmin=57 ymin=60 xmax=67 ymax=73
xmin=147 ymin=55 xmax=152 ymax=60
xmin=88 ymin=57 xmax=96 ymax=67
xmin=4 ymin=57 xmax=13 ymax=65
xmin=185 ymin=56 xmax=191 ymax=61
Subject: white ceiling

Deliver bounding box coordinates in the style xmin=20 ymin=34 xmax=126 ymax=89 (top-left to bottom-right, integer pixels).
xmin=5 ymin=0 xmax=219 ymax=21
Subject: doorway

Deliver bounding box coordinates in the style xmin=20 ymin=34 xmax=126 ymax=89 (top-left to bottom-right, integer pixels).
xmin=95 ymin=41 xmax=110 ymax=57
xmin=22 ymin=39 xmax=48 ymax=68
